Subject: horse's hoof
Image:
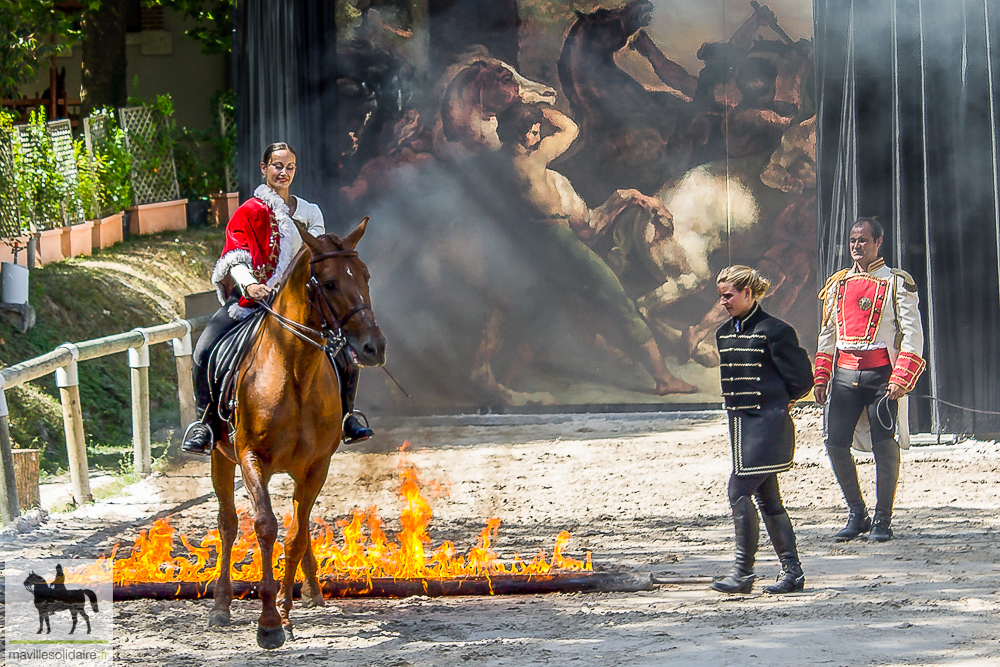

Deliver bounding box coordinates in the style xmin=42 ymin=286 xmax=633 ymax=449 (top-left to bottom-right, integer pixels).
xmin=256 ymin=624 xmax=285 ymax=650
xmin=207 ymin=610 xmax=231 ymax=628
xmin=300 ymin=594 xmax=325 ymax=609
xmin=283 ymin=624 xmax=295 ymax=641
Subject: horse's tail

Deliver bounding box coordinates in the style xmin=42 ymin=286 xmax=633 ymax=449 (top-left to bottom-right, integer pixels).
xmin=85 ymin=589 xmax=98 ymax=613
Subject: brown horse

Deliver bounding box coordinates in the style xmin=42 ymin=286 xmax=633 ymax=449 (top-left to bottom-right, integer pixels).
xmin=207 ymin=218 xmax=386 ymax=649
xmin=436 ymin=57 xmax=556 ymax=157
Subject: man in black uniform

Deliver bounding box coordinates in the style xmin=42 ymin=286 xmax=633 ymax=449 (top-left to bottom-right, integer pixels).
xmin=712 ymin=265 xmax=814 ymax=594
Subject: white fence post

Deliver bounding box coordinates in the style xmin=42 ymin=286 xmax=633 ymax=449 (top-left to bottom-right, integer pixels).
xmin=129 ymin=330 xmax=152 ymax=475
xmin=55 ymin=343 xmax=92 ymax=504
xmin=172 ymin=320 xmax=195 ymax=430
xmin=0 ymin=376 xmax=20 ymax=524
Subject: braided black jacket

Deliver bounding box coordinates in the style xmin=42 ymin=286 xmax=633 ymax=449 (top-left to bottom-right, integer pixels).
xmin=716 ymin=303 xmax=814 ymax=476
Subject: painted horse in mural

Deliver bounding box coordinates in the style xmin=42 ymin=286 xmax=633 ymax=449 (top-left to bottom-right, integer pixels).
xmin=435 ymin=56 xmax=557 ymax=158
xmin=557 ymin=0 xmax=704 ymax=205
xmin=207 ymin=219 xmax=386 ymax=649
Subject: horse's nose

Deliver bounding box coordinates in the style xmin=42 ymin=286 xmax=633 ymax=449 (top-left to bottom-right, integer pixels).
xmin=360 ymin=333 xmax=387 ymax=367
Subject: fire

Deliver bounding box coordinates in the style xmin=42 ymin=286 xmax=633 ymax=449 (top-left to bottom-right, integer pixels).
xmin=69 ymin=449 xmax=591 ymax=587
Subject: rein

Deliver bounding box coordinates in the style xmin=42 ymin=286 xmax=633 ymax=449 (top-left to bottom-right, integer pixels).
xmin=258 ymin=249 xmax=371 ymax=359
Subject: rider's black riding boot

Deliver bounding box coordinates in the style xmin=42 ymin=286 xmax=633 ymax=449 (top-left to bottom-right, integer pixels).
xmin=762 ymin=512 xmax=805 ymax=594
xmin=181 ymin=363 xmax=215 ymax=455
xmin=712 ymin=496 xmax=759 ymax=594
xmin=336 ymin=350 xmax=374 ymax=445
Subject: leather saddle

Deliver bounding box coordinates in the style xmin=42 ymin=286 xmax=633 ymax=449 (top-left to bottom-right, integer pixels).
xmin=206 ymin=308 xmax=267 ymax=423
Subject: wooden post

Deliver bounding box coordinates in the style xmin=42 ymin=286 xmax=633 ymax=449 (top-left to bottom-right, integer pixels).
xmin=172 ymin=321 xmax=195 ymax=430
xmin=0 ymin=377 xmax=20 ymax=524
xmin=55 ymin=343 xmax=92 ymax=504
xmin=129 ymin=330 xmax=151 ymax=475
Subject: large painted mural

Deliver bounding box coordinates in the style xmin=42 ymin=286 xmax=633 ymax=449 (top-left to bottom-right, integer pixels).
xmin=331 ymin=0 xmax=817 ymax=411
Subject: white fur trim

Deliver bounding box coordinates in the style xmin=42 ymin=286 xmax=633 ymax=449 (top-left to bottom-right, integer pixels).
xmin=253 ymin=184 xmax=298 ymax=294
xmin=211 ymin=248 xmax=253 ymax=305
xmin=228 ymin=302 xmax=256 ymax=320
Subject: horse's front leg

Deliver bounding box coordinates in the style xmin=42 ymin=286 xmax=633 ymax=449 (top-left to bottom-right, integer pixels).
xmin=37 ymin=610 xmax=44 ymax=634
xmin=240 ymin=450 xmax=285 ymax=650
xmin=280 ymin=458 xmax=332 ymax=630
xmin=69 ymin=610 xmax=78 ymax=634
xmin=208 ymin=450 xmax=238 ymax=628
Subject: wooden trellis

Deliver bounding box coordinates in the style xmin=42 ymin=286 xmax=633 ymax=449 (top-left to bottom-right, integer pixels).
xmin=14 ymin=124 xmax=62 ymax=231
xmin=47 ymin=119 xmax=85 ymax=226
xmin=119 ymin=105 xmax=180 ymax=206
xmin=0 ymin=132 xmax=20 ymax=240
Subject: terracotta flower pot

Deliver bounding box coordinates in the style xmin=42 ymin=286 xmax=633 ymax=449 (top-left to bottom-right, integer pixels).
xmin=129 ymin=198 xmax=189 ymax=236
xmin=61 ymin=221 xmax=95 ymax=258
xmin=35 ymin=227 xmax=65 ymax=266
xmin=210 ymin=191 xmax=239 ymax=227
xmin=91 ymin=212 xmax=125 ymax=249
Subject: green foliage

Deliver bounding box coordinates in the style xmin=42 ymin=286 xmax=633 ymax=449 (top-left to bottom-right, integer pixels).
xmin=148 ymin=0 xmax=234 ymax=55
xmin=12 ymin=107 xmax=71 ymax=230
xmin=0 ymin=0 xmax=80 ymax=99
xmin=80 ymin=110 xmax=132 ymax=217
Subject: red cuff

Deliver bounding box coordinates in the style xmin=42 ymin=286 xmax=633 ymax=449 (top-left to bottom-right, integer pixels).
xmin=890 ymin=351 xmax=926 ymax=392
xmin=814 ymin=352 xmax=834 ymax=386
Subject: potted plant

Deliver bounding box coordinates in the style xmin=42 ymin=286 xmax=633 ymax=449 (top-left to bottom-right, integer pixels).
xmin=79 ymin=111 xmax=131 ymax=249
xmin=12 ymin=108 xmax=71 ymax=265
xmin=122 ymin=93 xmax=187 ymax=235
xmin=0 ymin=111 xmax=32 ymax=271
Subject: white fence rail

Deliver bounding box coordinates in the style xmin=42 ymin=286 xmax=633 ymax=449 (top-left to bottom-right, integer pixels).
xmin=0 ymin=315 xmax=210 ymax=524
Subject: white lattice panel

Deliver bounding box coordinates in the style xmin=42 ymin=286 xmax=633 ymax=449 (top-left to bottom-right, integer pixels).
xmin=0 ymin=133 xmax=20 ymax=239
xmin=119 ymin=105 xmax=180 ymax=206
xmin=218 ymin=98 xmax=237 ymax=193
xmin=47 ymin=119 xmax=85 ymax=225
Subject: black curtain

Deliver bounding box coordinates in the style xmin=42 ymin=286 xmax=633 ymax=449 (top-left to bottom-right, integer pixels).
xmin=236 ymin=0 xmax=339 ymax=229
xmin=816 ymin=0 xmax=1000 ymax=436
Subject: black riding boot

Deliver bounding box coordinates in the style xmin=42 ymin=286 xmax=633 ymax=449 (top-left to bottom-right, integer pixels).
xmin=181 ymin=365 xmax=215 ymax=455
xmin=762 ymin=512 xmax=805 ymax=594
xmin=712 ymin=496 xmax=759 ymax=594
xmin=868 ymin=439 xmax=900 ymax=542
xmin=827 ymin=446 xmax=871 ymax=541
xmin=336 ymin=350 xmax=374 ymax=445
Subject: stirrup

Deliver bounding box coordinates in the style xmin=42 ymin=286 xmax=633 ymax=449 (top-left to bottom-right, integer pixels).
xmin=342 ymin=410 xmax=374 ymax=445
xmin=181 ymin=420 xmax=215 ymax=454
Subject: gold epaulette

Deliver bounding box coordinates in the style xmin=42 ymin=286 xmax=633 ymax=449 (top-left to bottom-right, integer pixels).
xmin=818 ymin=268 xmax=850 ymax=301
xmin=819 ymin=268 xmax=849 ymax=327
xmin=890 ymin=268 xmax=918 ymax=292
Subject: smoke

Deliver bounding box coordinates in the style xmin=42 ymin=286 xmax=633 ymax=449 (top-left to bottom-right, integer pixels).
xmin=657 ymin=165 xmax=759 ymax=280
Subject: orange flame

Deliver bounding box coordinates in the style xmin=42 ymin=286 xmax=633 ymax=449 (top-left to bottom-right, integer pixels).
xmin=70 ymin=448 xmax=591 ymax=586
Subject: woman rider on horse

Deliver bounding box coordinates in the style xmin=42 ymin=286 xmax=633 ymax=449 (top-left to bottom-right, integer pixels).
xmin=182 ymin=142 xmax=375 ymax=454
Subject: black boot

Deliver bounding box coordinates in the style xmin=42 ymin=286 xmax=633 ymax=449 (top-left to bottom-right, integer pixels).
xmin=827 ymin=446 xmax=870 ymax=541
xmin=181 ymin=364 xmax=215 ymax=455
xmin=868 ymin=510 xmax=894 ymax=542
xmin=712 ymin=496 xmax=759 ymax=594
xmin=762 ymin=512 xmax=805 ymax=594
xmin=343 ymin=412 xmax=374 ymax=445
xmin=834 ymin=511 xmax=872 ymax=542
xmin=336 ymin=349 xmax=375 ymax=445
xmin=869 ymin=439 xmax=900 ymax=542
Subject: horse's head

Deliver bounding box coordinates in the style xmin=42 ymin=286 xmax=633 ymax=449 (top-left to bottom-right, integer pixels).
xmin=23 ymin=571 xmax=45 ymax=591
xmin=295 ymin=217 xmax=387 ymax=367
xmin=572 ymin=0 xmax=653 ymax=53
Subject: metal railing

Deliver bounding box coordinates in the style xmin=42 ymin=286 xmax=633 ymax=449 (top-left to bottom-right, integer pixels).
xmin=0 ymin=315 xmax=211 ymax=524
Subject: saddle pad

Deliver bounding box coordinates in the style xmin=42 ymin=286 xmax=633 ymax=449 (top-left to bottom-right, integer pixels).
xmin=206 ymin=308 xmax=267 ymax=422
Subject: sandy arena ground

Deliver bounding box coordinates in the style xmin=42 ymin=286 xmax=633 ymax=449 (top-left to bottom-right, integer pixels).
xmin=3 ymin=407 xmax=1000 ymax=666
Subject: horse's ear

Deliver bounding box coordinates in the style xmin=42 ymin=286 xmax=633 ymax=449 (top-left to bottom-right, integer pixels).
xmin=344 ymin=216 xmax=370 ymax=249
xmin=293 ymin=219 xmax=323 ymax=255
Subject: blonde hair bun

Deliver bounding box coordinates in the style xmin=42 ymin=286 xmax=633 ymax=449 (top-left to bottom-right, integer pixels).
xmin=717 ymin=265 xmax=771 ymax=300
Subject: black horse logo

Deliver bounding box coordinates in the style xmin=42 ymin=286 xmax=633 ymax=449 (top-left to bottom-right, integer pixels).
xmin=22 ymin=565 xmax=99 ymax=634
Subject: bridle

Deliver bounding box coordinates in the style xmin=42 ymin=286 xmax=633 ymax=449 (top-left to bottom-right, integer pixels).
xmin=258 ymin=249 xmax=372 ymax=359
